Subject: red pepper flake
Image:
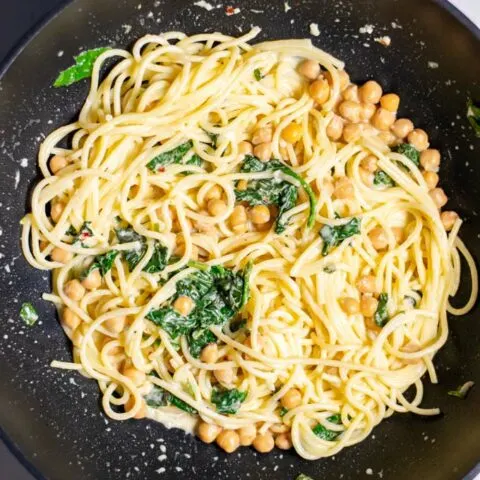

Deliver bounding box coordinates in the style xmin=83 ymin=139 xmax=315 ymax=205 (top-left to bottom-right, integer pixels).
xmin=157 ymin=166 xmax=166 ymax=173
xmin=225 ymin=6 xmax=235 ymax=15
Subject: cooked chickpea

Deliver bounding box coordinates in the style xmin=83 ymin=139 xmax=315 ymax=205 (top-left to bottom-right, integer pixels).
xmin=51 ymin=247 xmax=73 ymax=264
xmin=342 ymin=123 xmax=363 ymax=143
xmin=368 ymin=227 xmax=388 ymax=250
xmin=339 ymin=297 xmax=360 ymax=315
xmin=238 ymin=141 xmax=253 ymax=155
xmin=105 ymin=316 xmax=126 ymax=334
xmin=441 ymin=211 xmax=459 ymax=231
xmin=125 ymin=396 xmax=146 ymax=419
xmin=275 ymin=432 xmax=293 ymax=450
xmin=380 ymin=93 xmax=400 ymax=112
xmin=50 ymin=202 xmax=65 ymax=223
xmin=338 ymin=100 xmax=362 ymax=123
xmin=207 ymin=199 xmax=227 ymax=217
xmin=173 ymin=295 xmax=195 ymax=316
xmin=252 ymin=127 xmax=273 ymax=145
xmin=205 ymin=185 xmax=223 ymax=202
xmin=101 ymin=336 xmax=122 ymax=355
xmin=214 ymin=368 xmax=234 ymax=384
xmin=282 ymin=123 xmax=303 ymax=143
xmin=357 ymin=275 xmax=377 ymax=294
xmin=281 ymin=388 xmax=302 ymax=409
xmin=360 ymin=295 xmax=379 ymax=317
xmin=407 ymin=128 xmax=429 ymax=151
xmin=309 ymin=78 xmax=330 ymax=105
xmin=216 ymin=430 xmax=240 ymax=453
xmin=420 ymin=149 xmax=441 ymax=172
xmin=200 ymin=343 xmax=218 ymax=364
xmin=81 ymin=269 xmax=102 ymax=290
xmin=371 ymin=108 xmax=396 ymax=131
xmin=236 ymin=180 xmax=248 ymax=191
xmin=423 ymin=171 xmax=439 ymax=190
xmin=392 ymin=227 xmax=405 ymax=244
xmin=298 ymin=59 xmax=321 ymax=79
xmin=230 ymin=205 xmax=247 ymax=227
xmin=238 ymin=424 xmax=257 ymax=446
xmin=62 ymin=307 xmax=80 ymax=330
xmin=359 ymin=80 xmax=383 ymax=104
xmin=365 ymin=316 xmax=381 ymax=332
xmin=232 ymin=223 xmax=248 ymax=234
xmin=359 ymin=167 xmax=374 ymax=186
xmin=49 ymin=155 xmax=69 ymax=174
xmin=333 ymin=177 xmax=354 ymax=199
xmin=122 ymin=367 xmax=146 ymax=386
xmin=361 ymin=155 xmax=378 ymax=173
xmin=249 ymin=205 xmax=270 ymax=224
xmin=429 ymin=188 xmax=448 ymax=208
xmin=338 ymin=70 xmax=350 ymax=90
xmin=378 ymin=131 xmax=397 ymax=146
xmin=197 ymin=421 xmax=222 ymax=444
xmin=253 ymin=433 xmax=275 ymax=453
xmin=64 ymin=279 xmax=85 ymax=301
xmin=326 ymin=114 xmax=343 ymax=141
xmin=342 ymin=84 xmax=359 ymax=102
xmin=391 ymin=118 xmax=414 ymax=139
xmin=253 ymin=142 xmax=272 ymax=161
xmin=360 ymin=102 xmax=376 ymax=121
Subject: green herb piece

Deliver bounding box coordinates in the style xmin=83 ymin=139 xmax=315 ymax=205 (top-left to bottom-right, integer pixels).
xmin=253 ymin=68 xmax=264 ymax=81
xmin=235 ymin=156 xmax=316 ymax=234
xmin=187 ymin=260 xmax=210 ymax=271
xmin=188 ymin=328 xmax=218 ymax=358
xmin=146 ymin=264 xmax=251 ymax=357
xmin=374 ymin=292 xmax=389 ymax=327
xmin=66 ymin=225 xmax=77 ymax=236
xmin=54 ymin=47 xmax=110 ymax=87
xmin=147 ymin=141 xmax=194 ymax=171
xmin=211 ymin=387 xmax=247 ymax=414
xmin=240 ymin=261 xmax=253 ymax=309
xmin=296 ymin=475 xmax=315 ymax=480
xmin=71 ymin=221 xmax=94 ymax=247
xmin=280 ymin=407 xmax=289 ymax=417
xmin=467 ymin=98 xmax=480 ymax=137
xmin=312 ymin=414 xmax=343 ymax=441
xmin=82 ymin=250 xmax=119 ymax=278
xmin=20 ymin=303 xmax=38 ymax=326
xmin=205 ymin=131 xmax=219 ymax=149
xmin=448 ymin=381 xmax=474 ymax=399
xmin=320 ymin=217 xmax=361 ymax=255
xmin=145 ymin=384 xmax=197 ymax=413
xmin=229 ymin=318 xmax=247 ymax=333
xmin=115 ymin=227 xmax=168 ymax=273
xmin=373 ymin=170 xmax=396 ymax=187
xmin=392 ymin=143 xmax=420 ymax=167
xmin=323 ymin=264 xmax=336 ymax=273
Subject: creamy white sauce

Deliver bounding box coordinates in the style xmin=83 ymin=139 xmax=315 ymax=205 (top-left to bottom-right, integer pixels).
xmin=146 ymin=406 xmax=197 ymax=434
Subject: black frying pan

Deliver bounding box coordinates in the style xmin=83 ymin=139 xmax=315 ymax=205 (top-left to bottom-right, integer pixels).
xmin=1 ymin=1 xmax=479 ymax=479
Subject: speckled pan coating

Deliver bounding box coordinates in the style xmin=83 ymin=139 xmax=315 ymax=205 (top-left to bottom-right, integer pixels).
xmin=0 ymin=1 xmax=479 ymax=479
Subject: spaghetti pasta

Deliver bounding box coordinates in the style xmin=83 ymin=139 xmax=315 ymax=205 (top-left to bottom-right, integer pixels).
xmin=21 ymin=29 xmax=477 ymax=459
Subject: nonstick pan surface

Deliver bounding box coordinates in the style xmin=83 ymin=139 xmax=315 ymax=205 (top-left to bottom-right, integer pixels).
xmin=0 ymin=1 xmax=479 ymax=479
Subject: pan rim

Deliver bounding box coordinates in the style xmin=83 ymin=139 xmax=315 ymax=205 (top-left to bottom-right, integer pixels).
xmin=0 ymin=1 xmax=479 ymax=479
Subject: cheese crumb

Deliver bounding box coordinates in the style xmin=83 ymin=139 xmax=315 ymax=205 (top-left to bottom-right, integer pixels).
xmin=284 ymin=2 xmax=291 ymax=12
xmin=428 ymin=61 xmax=439 ymax=69
xmin=194 ymin=0 xmax=214 ymax=11
xmin=359 ymin=24 xmax=374 ymax=34
xmin=309 ymin=23 xmax=320 ymax=37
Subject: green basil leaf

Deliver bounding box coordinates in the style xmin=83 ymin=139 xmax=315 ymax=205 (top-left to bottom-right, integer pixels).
xmin=20 ymin=303 xmax=38 ymax=326
xmin=467 ymin=98 xmax=480 ymax=137
xmin=54 ymin=47 xmax=110 ymax=87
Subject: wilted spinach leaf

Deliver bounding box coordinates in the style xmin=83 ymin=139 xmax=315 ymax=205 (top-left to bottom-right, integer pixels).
xmin=312 ymin=414 xmax=343 ymax=441
xmin=374 ymin=293 xmax=389 ymax=327
xmin=320 ymin=218 xmax=361 ymax=255
xmin=467 ymin=98 xmax=480 ymax=138
xmin=145 ymin=383 xmax=197 ymax=414
xmin=20 ymin=303 xmax=38 ymax=326
xmin=82 ymin=250 xmax=119 ymax=278
xmin=392 ymin=143 xmax=420 ymax=167
xmin=373 ymin=170 xmax=395 ymax=187
xmin=211 ymin=387 xmax=247 ymax=414
xmin=147 ymin=141 xmax=194 ymax=172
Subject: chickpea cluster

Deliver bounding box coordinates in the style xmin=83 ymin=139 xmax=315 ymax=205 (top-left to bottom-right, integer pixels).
xmin=296 ymin=59 xmax=459 ymax=231
xmin=196 ymin=385 xmax=302 ymax=453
